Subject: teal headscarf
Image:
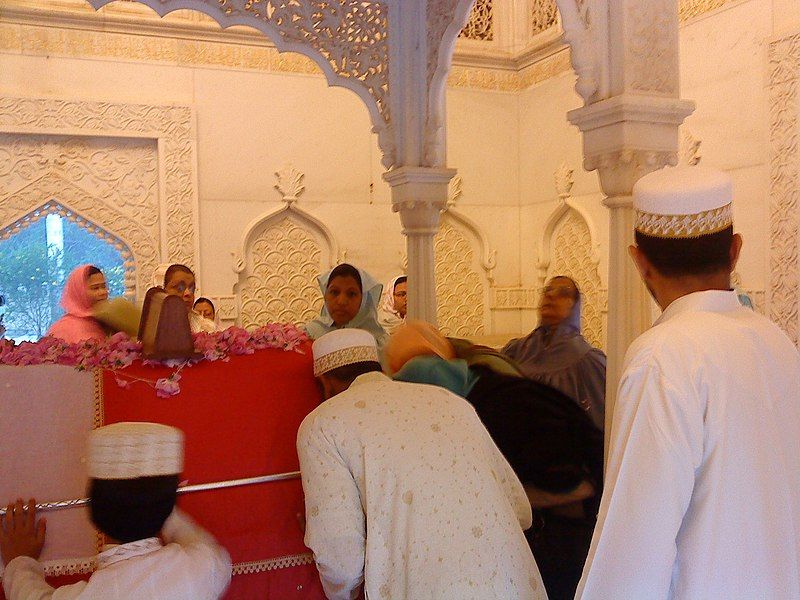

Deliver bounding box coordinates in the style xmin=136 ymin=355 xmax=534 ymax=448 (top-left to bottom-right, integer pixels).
xmin=304 ymin=265 xmax=388 ymax=350
xmin=393 ymin=355 xmax=478 ymax=398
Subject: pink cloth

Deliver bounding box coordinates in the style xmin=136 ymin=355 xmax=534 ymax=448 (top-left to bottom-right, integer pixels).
xmin=46 ymin=266 xmax=105 ymax=343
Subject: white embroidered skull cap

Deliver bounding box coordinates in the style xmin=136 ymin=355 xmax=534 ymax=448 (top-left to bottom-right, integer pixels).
xmin=634 ymin=165 xmax=733 ymax=238
xmin=88 ymin=422 xmax=184 ymax=479
xmin=312 ymin=328 xmax=379 ymax=377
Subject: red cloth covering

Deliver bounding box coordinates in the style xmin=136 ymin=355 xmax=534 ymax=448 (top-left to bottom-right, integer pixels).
xmin=1 ymin=346 xmax=326 ymax=599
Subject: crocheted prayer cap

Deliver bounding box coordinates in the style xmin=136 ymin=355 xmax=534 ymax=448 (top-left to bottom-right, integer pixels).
xmin=87 ymin=422 xmax=184 ymax=479
xmin=634 ymin=165 xmax=733 ymax=238
xmin=312 ymin=329 xmax=379 ymax=377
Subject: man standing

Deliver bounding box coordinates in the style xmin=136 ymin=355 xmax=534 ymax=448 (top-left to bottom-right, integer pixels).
xmin=298 ymin=329 xmax=544 ymax=600
xmin=577 ymin=166 xmax=800 ymax=598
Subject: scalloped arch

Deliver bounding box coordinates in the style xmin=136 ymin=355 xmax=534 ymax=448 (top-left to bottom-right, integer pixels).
xmin=235 ymin=203 xmax=339 ymax=272
xmin=87 ymin=0 xmax=391 ymax=158
xmin=0 ymin=191 xmax=139 ymax=299
xmin=233 ymin=203 xmax=340 ymax=328
xmin=538 ymin=198 xmax=601 ymax=277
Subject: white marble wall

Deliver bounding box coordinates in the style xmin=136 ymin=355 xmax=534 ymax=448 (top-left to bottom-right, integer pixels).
xmin=1 ymin=0 xmax=797 ymax=342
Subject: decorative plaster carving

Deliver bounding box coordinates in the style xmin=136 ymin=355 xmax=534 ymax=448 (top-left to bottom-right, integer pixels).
xmin=460 ymin=0 xmax=493 ymax=41
xmin=442 ymin=176 xmax=497 ymax=284
xmin=554 ymin=161 xmax=574 ymax=198
xmin=554 ymin=0 xmax=598 ymax=103
xmin=767 ymin=31 xmax=800 ymax=344
xmin=235 ymin=168 xmax=339 ymax=328
xmin=274 ymin=165 xmax=305 ymax=204
xmin=0 ymin=127 xmax=167 ymax=298
xmin=586 ymin=149 xmax=679 ymax=200
xmin=531 ymin=0 xmax=559 ymax=37
xmin=679 ymin=128 xmax=702 ymax=165
xmin=627 ymin=2 xmax=678 ymax=95
xmin=434 ymin=220 xmax=485 ymax=337
xmin=679 ymin=0 xmax=732 ymax=22
xmin=209 ymin=295 xmax=238 ymax=325
xmin=237 ymin=216 xmax=326 ymax=329
xmin=491 ymin=287 xmax=538 ymax=310
xmin=0 ymin=96 xmax=199 ymax=278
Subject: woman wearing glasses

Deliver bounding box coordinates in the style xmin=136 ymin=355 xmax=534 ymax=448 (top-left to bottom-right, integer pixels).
xmin=502 ymin=276 xmax=605 ymax=431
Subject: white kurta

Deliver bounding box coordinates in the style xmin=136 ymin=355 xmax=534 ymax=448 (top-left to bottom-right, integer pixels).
xmin=577 ymin=290 xmax=800 ymax=599
xmin=3 ymin=509 xmax=231 ymax=600
xmin=297 ymin=371 xmax=544 ymax=600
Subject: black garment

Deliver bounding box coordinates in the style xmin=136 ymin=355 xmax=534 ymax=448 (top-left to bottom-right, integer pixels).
xmin=465 ymin=366 xmax=604 ymax=600
xmin=466 ymin=365 xmax=603 ymax=497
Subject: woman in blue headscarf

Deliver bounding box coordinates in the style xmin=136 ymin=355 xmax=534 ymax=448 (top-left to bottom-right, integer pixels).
xmin=502 ymin=275 xmax=606 ymax=432
xmin=304 ymin=263 xmax=388 ymax=351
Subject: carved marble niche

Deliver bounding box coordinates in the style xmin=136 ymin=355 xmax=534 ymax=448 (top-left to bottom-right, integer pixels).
xmin=434 ymin=176 xmax=495 ymax=338
xmin=233 ymin=167 xmax=339 ymax=329
xmin=0 ymin=97 xmax=200 ymax=298
xmin=538 ymin=165 xmax=607 ymax=349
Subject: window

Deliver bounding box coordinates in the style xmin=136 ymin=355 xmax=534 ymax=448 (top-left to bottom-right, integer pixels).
xmin=0 ymin=213 xmax=125 ymax=342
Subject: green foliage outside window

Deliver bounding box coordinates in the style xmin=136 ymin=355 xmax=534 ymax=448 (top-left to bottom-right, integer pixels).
xmin=0 ymin=215 xmax=125 ymax=341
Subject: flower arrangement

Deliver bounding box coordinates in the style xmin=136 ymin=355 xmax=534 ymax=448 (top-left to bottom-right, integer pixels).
xmin=0 ymin=324 xmax=309 ymax=397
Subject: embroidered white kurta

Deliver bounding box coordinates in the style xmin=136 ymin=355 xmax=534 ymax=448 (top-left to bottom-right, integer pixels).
xmin=297 ymin=371 xmax=544 ymax=600
xmin=578 ymin=291 xmax=800 ymax=599
xmin=2 ymin=509 xmax=231 ymax=600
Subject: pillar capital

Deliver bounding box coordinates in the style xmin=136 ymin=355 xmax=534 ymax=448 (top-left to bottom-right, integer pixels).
xmin=568 ymin=94 xmax=695 ymax=197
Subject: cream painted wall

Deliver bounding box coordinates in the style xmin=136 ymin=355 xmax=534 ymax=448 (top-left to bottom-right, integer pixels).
xmin=1 ymin=0 xmax=793 ymax=337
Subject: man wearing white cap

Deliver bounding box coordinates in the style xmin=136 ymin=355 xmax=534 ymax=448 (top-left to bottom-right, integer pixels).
xmin=577 ymin=166 xmax=800 ymax=598
xmin=298 ymin=328 xmax=545 ymax=600
xmin=1 ymin=422 xmax=231 ymax=599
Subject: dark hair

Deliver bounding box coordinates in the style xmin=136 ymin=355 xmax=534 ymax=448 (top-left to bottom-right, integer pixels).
xmin=164 ymin=264 xmax=194 ymax=287
xmin=87 ymin=266 xmax=103 ymax=277
xmin=635 ymin=226 xmax=734 ymax=277
xmin=324 ymin=361 xmax=382 ymax=383
xmin=550 ymin=275 xmax=580 ymax=301
xmin=89 ymin=475 xmax=179 ymax=543
xmin=193 ymin=297 xmax=215 ymax=311
xmin=393 ymin=276 xmax=407 ymax=290
xmin=327 ymin=264 xmax=362 ymax=292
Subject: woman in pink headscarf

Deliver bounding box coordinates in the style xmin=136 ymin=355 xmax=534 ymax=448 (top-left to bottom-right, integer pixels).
xmin=46 ymin=265 xmax=109 ymax=343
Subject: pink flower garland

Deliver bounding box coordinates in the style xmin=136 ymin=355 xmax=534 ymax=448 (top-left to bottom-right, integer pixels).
xmin=0 ymin=325 xmax=309 ymax=397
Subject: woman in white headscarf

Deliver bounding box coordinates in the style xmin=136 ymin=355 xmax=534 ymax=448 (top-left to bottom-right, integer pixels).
xmin=378 ymin=275 xmax=407 ymax=335
xmin=304 ymin=263 xmax=388 ymax=351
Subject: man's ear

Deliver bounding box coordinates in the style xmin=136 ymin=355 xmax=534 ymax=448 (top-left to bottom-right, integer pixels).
xmin=730 ymin=233 xmax=743 ymax=272
xmin=629 ymin=245 xmax=652 ymax=281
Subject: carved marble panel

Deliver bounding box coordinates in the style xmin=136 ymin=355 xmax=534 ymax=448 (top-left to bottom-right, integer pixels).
xmin=0 ymin=97 xmax=199 ymax=289
xmin=434 ymin=219 xmax=486 ymax=338
xmin=0 ymin=132 xmax=160 ymax=297
xmin=767 ymin=31 xmax=800 ymax=344
xmin=238 ymin=217 xmax=325 ymax=329
xmin=547 ymin=209 xmax=606 ymax=349
xmin=460 ymin=0 xmax=493 ymax=41
xmin=531 ymin=0 xmax=559 ymax=36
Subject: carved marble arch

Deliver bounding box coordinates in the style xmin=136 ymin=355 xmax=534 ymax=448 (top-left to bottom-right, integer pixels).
xmin=0 ymin=174 xmax=153 ymax=299
xmin=433 ymin=178 xmax=496 ymax=338
xmin=538 ymin=201 xmax=607 ymax=350
xmin=233 ymin=205 xmax=339 ymax=329
xmin=88 ymin=0 xmax=392 ymax=162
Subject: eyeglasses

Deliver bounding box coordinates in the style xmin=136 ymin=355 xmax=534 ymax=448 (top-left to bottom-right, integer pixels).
xmin=541 ymin=285 xmax=576 ymax=299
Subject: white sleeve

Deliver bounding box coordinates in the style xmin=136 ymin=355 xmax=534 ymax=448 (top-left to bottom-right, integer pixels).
xmin=297 ymin=416 xmax=365 ymax=600
xmin=2 ymin=556 xmax=87 ymax=600
xmin=576 ymin=364 xmax=703 ymax=599
xmin=161 ymin=509 xmax=232 ymax=598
